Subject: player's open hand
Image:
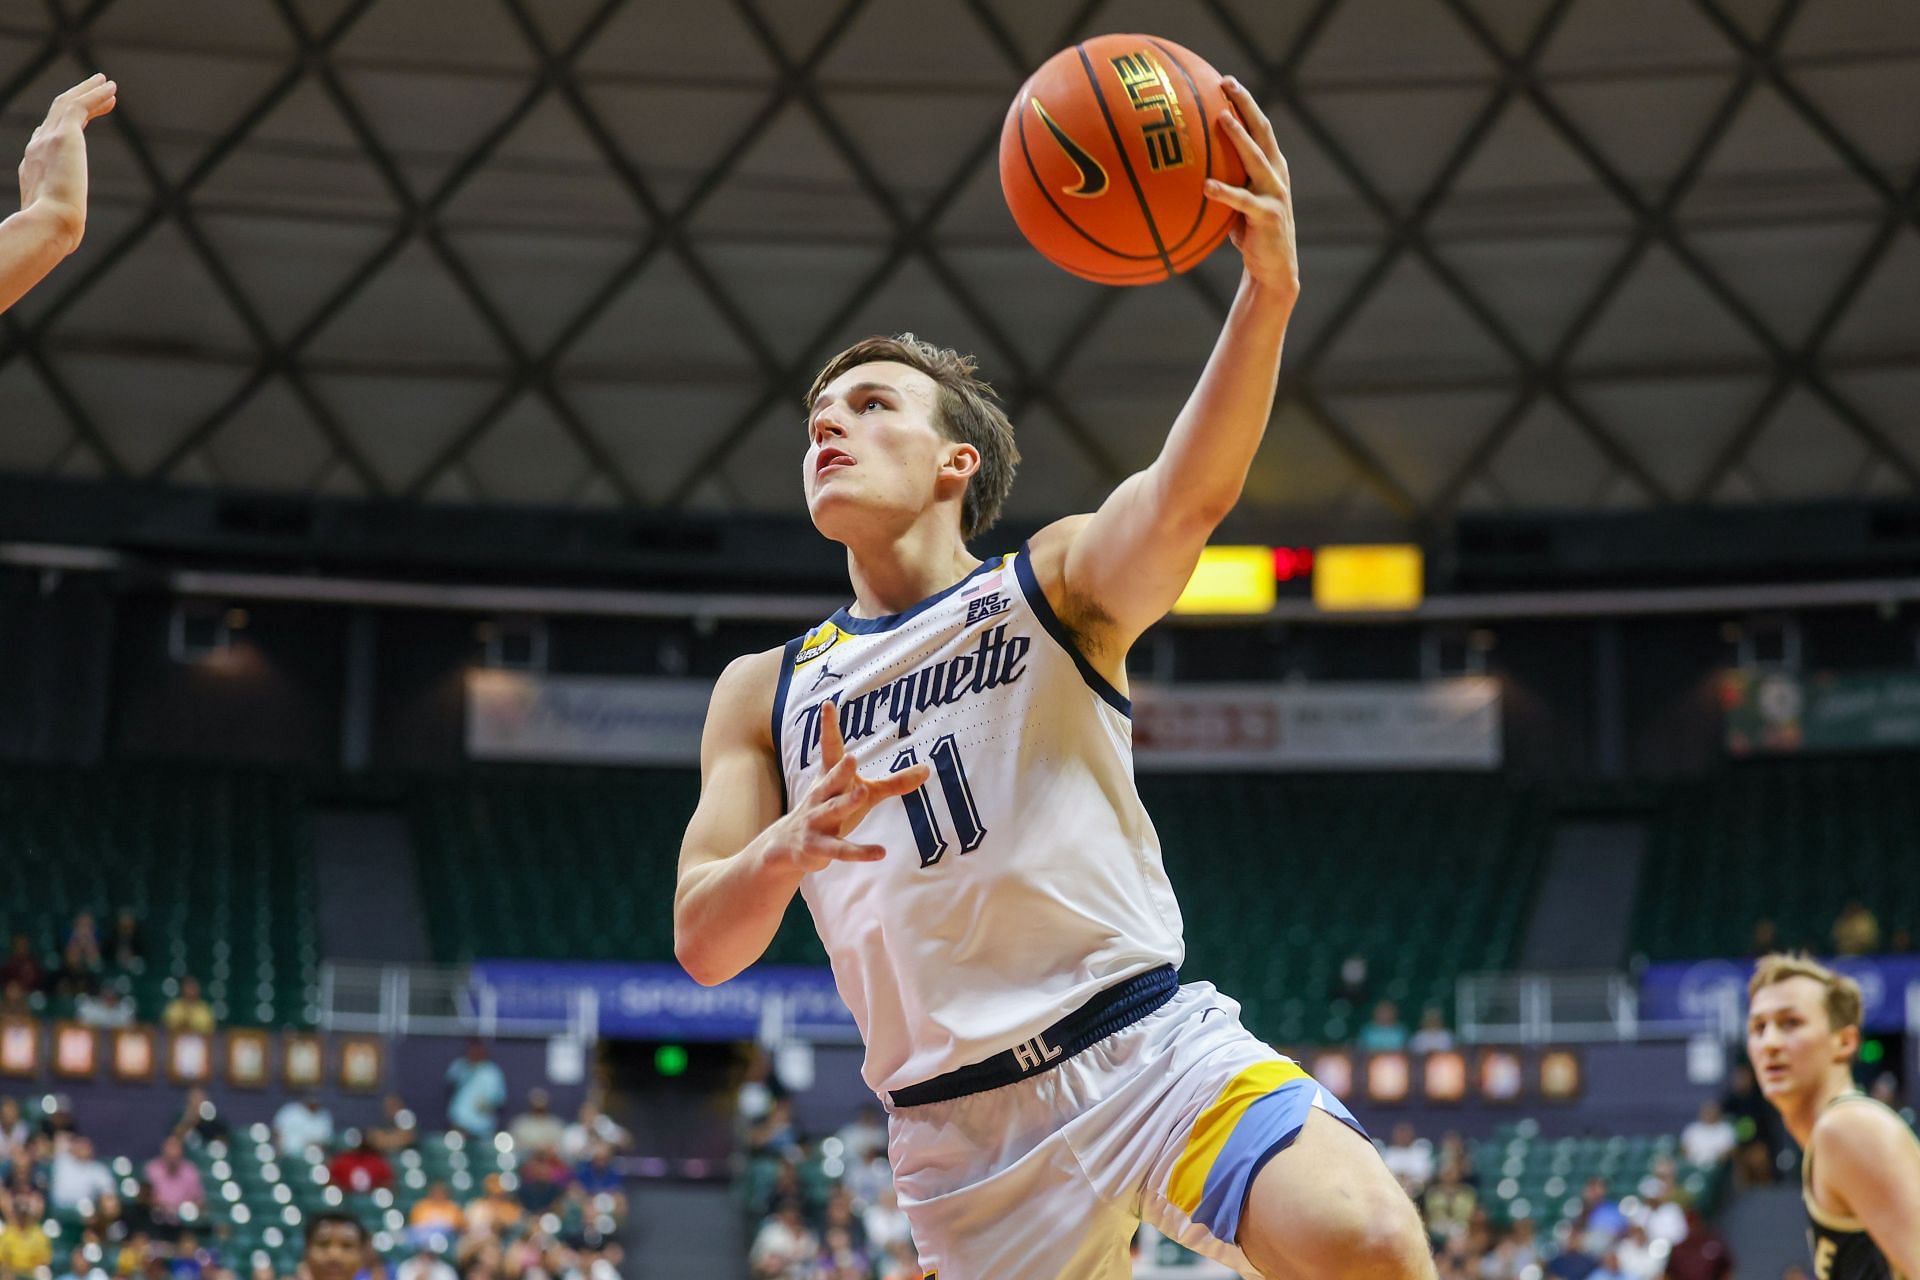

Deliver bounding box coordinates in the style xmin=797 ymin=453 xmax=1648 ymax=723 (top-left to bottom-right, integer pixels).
xmin=1203 ymin=76 xmax=1298 ymax=303
xmin=777 ymin=703 xmax=929 ymax=874
xmin=18 ymin=74 xmax=117 ymax=251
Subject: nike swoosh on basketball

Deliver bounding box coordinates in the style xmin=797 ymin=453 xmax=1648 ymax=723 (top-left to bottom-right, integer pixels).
xmin=1030 ymin=97 xmax=1107 ymax=199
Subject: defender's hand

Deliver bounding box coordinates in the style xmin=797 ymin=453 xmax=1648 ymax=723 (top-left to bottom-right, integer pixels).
xmin=773 ymin=702 xmax=929 ymax=874
xmin=17 ymin=74 xmax=117 ymax=251
xmin=1203 ymin=76 xmax=1298 ymax=303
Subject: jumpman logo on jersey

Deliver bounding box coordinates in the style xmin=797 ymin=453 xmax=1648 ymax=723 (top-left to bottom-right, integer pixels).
xmin=810 ymin=661 xmax=845 ymax=692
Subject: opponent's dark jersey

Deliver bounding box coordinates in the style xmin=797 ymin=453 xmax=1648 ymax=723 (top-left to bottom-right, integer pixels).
xmin=1803 ymin=1093 xmax=1911 ymax=1280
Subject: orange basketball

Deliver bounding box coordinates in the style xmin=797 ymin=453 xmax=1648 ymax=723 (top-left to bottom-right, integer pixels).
xmin=999 ymin=34 xmax=1247 ymax=285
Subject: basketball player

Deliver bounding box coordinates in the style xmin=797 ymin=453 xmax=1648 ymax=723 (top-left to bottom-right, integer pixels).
xmin=1 ymin=74 xmax=117 ymax=314
xmin=1748 ymin=954 xmax=1920 ymax=1280
xmin=677 ymin=77 xmax=1431 ymax=1279
xmin=299 ymin=1211 xmax=369 ymax=1280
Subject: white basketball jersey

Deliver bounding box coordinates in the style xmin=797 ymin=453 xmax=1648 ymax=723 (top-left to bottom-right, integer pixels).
xmin=773 ymin=546 xmax=1185 ymax=1095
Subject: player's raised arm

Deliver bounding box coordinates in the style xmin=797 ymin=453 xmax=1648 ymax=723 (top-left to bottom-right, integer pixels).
xmin=1035 ymin=77 xmax=1298 ymax=650
xmin=0 ymin=74 xmax=116 ymax=315
xmin=673 ymin=650 xmax=929 ymax=987
xmin=1815 ymin=1102 xmax=1920 ymax=1278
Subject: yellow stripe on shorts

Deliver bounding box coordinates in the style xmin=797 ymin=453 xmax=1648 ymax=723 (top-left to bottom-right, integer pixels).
xmin=1166 ymin=1059 xmax=1309 ymax=1214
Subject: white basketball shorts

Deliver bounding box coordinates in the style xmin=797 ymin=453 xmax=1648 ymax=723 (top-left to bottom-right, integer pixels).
xmin=883 ymin=981 xmax=1368 ymax=1280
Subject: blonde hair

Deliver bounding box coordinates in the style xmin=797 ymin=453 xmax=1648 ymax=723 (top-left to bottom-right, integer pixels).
xmin=806 ymin=334 xmax=1020 ymax=542
xmin=1748 ymin=952 xmax=1864 ymax=1033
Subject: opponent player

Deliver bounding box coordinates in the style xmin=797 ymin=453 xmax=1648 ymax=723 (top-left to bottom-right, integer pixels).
xmin=1 ymin=73 xmax=117 ymax=314
xmin=1748 ymin=954 xmax=1920 ymax=1280
xmin=676 ymin=76 xmax=1431 ymax=1278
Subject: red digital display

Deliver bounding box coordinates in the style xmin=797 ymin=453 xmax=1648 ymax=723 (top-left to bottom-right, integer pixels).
xmin=1272 ymin=546 xmax=1315 ymax=581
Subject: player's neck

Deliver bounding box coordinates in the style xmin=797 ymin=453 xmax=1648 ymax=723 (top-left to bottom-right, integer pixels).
xmin=843 ymin=524 xmax=980 ymax=619
xmin=1777 ymin=1068 xmax=1857 ymax=1147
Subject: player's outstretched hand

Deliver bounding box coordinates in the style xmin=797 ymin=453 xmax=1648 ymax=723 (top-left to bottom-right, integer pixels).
xmin=18 ymin=73 xmax=117 ymax=250
xmin=775 ymin=704 xmax=929 ymax=874
xmin=1202 ymin=76 xmax=1298 ymax=302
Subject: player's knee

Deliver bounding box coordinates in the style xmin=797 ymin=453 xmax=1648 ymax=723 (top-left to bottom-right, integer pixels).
xmin=1348 ymin=1207 xmax=1434 ymax=1280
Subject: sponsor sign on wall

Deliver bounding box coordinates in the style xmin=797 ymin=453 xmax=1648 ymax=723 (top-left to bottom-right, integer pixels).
xmin=468 ymin=671 xmax=1502 ymax=771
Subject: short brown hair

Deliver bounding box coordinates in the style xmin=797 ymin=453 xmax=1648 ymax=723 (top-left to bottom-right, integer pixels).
xmin=1749 ymin=952 xmax=1864 ymax=1033
xmin=806 ymin=334 xmax=1020 ymax=541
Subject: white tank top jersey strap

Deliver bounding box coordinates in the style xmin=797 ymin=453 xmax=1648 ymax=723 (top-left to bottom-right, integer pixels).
xmin=772 ymin=544 xmax=1185 ymax=1097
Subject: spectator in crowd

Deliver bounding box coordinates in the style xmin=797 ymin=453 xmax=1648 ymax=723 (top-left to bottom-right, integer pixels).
xmin=572 ymin=1143 xmax=625 ymax=1221
xmin=108 ymin=912 xmax=144 ymax=975
xmin=0 ymin=980 xmax=30 ymax=1019
xmin=161 ymin=978 xmax=214 ymax=1035
xmin=0 ymin=935 xmax=44 ymax=995
xmin=1408 ymin=1006 xmax=1456 ymax=1055
xmin=506 ymin=1089 xmax=563 ymax=1156
xmin=170 ymin=1090 xmax=228 ymax=1150
xmin=40 ymin=1098 xmax=78 ymax=1140
xmin=514 ymin=1145 xmax=572 ymax=1215
xmin=59 ymin=912 xmax=104 ymax=996
xmin=6 ymin=1133 xmax=53 ymax=1199
xmin=326 ymin=1133 xmax=393 ymax=1194
xmin=301 ymin=1212 xmax=368 ymax=1280
xmin=1663 ymin=1209 xmax=1734 ymax=1280
xmin=833 ymin=1105 xmax=886 ymax=1166
xmin=1358 ymin=999 xmax=1410 ymax=1052
xmin=861 ymin=1183 xmax=913 ymax=1259
xmin=1383 ymin=1122 xmax=1435 ymax=1196
xmin=1748 ymin=918 xmax=1781 ymax=956
xmin=114 ymin=1230 xmax=152 ymax=1280
xmin=1422 ymin=1158 xmax=1476 ymax=1244
xmin=559 ymin=1101 xmax=629 ymax=1162
xmin=1334 ymin=952 xmax=1369 ymax=1005
xmin=271 ymin=1095 xmax=334 ymax=1159
xmin=1832 ymin=900 xmax=1880 ymax=955
xmin=77 ymin=987 xmax=135 ymax=1029
xmin=0 ymin=1097 xmax=29 ymax=1154
xmin=0 ymin=1190 xmax=53 ymax=1275
xmin=445 ymin=1041 xmax=506 ymax=1138
xmin=167 ymin=1231 xmax=212 ymax=1280
xmin=51 ymin=1135 xmax=116 ymax=1213
xmin=405 ymin=1182 xmax=463 ymax=1246
xmin=747 ymin=1099 xmax=801 ymax=1162
xmin=749 ymin=1201 xmax=817 ymax=1279
xmin=464 ymin=1174 xmax=522 ymax=1237
xmin=367 ymin=1096 xmax=418 ymax=1154
xmin=142 ymin=1137 xmax=204 ymax=1225
xmin=394 ymin=1241 xmax=455 ymax=1280
xmin=1571 ymin=1175 xmax=1627 ymax=1253
xmin=1681 ymin=1100 xmax=1737 ymax=1168
xmin=1612 ymin=1224 xmax=1661 ymax=1280
xmin=1629 ymin=1169 xmax=1688 ymax=1246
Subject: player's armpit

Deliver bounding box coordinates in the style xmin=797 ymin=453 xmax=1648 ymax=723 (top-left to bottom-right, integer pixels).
xmin=1816 ymin=1103 xmax=1920 ymax=1278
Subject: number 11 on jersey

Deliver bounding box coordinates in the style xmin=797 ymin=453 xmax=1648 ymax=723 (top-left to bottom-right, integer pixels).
xmin=890 ymin=733 xmax=987 ymax=867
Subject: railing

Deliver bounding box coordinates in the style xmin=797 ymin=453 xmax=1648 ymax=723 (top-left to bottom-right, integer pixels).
xmin=318 ymin=962 xmax=599 ymax=1041
xmin=1456 ymin=970 xmax=1741 ymax=1044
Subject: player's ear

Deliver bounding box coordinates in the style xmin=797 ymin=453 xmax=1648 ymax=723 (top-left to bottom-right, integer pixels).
xmin=1834 ymin=1021 xmax=1861 ymax=1061
xmin=943 ymin=441 xmax=981 ymax=481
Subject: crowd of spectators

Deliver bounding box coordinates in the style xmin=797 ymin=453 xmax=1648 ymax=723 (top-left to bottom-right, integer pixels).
xmin=0 ymin=911 xmax=224 ymax=1036
xmin=1377 ymin=1122 xmax=1738 ymax=1280
xmin=0 ymin=1073 xmax=634 ymax=1280
xmin=738 ymin=1057 xmax=919 ymax=1280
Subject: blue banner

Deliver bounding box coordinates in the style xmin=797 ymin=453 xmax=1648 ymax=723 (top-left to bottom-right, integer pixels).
xmin=469 ymin=960 xmax=853 ymax=1041
xmin=1640 ymin=954 xmax=1920 ymax=1034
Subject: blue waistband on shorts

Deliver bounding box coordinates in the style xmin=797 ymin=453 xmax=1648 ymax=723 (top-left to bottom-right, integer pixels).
xmin=887 ymin=965 xmax=1179 ymax=1109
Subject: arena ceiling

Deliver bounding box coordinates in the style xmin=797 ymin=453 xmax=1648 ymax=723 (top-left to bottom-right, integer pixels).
xmin=0 ymin=0 xmax=1916 ymax=542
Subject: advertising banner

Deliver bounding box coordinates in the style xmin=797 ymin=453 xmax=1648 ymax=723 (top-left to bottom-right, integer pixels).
xmin=1639 ymin=954 xmax=1920 ymax=1034
xmin=466 ymin=670 xmax=710 ymax=765
xmin=1132 ymin=678 xmax=1502 ymax=770
xmin=467 ymin=671 xmax=1502 ymax=771
xmin=1724 ymin=668 xmax=1920 ymax=755
xmin=468 ymin=960 xmax=854 ymax=1041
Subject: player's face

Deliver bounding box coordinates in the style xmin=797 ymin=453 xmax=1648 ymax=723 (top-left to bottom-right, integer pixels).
xmin=804 ymin=361 xmax=967 ymax=538
xmin=304 ymin=1222 xmax=363 ymax=1280
xmin=1746 ymin=976 xmax=1856 ymax=1102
